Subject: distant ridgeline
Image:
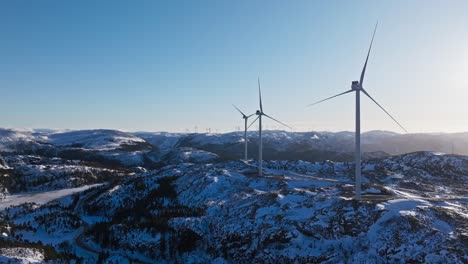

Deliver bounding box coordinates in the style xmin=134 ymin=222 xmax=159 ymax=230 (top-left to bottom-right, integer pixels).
xmin=1 ymin=129 xmax=468 ymax=167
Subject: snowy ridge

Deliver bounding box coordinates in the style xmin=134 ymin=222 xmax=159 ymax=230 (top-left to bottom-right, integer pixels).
xmin=3 ymin=155 xmax=122 ymax=193
xmin=134 ymin=132 xmax=184 ymax=150
xmin=5 ymin=128 xmax=468 ymax=162
xmin=46 ymin=129 xmax=146 ymax=151
xmin=0 ymin=127 xmax=468 ymax=262
xmin=0 ymin=129 xmax=40 ymax=152
xmin=0 ymin=248 xmax=44 ymax=263
xmin=2 ymin=153 xmax=465 ymax=262
xmin=82 ymin=159 xmax=466 ymax=262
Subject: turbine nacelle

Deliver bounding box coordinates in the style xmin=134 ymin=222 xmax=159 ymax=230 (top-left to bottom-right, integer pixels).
xmin=351 ymin=81 xmax=361 ymax=91
xmin=256 ymin=110 xmax=262 ymax=115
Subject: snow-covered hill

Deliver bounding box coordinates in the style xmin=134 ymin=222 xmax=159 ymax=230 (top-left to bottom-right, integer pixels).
xmin=4 ymin=128 xmax=468 ymax=163
xmin=1 ymin=152 xmax=466 ymax=263
xmin=136 ymin=130 xmax=468 ymax=161
xmin=1 ymin=128 xmax=468 ymax=262
xmin=0 ymin=248 xmax=45 ymax=263
xmin=46 ymin=130 xmax=147 ymax=151
xmin=0 ymin=129 xmax=43 ymax=153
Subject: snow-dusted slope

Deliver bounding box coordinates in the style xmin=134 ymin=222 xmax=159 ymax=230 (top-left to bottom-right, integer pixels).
xmin=4 ymin=128 xmax=468 ymax=162
xmin=136 ymin=130 xmax=468 ymax=160
xmin=0 ymin=248 xmax=44 ymax=263
xmin=3 ymin=152 xmax=466 ymax=263
xmin=0 ymin=129 xmax=41 ymax=152
xmin=2 ymin=155 xmax=124 ymax=193
xmin=87 ymin=159 xmax=468 ymax=262
xmin=46 ymin=129 xmax=147 ymax=151
xmin=134 ymin=132 xmax=185 ymax=150
xmin=0 ymin=128 xmax=151 ymax=152
xmin=1 ymin=128 xmax=468 ymax=262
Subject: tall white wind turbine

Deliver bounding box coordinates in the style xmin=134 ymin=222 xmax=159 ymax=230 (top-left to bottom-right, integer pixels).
xmin=233 ymin=104 xmax=255 ymax=160
xmin=249 ymin=78 xmax=291 ymax=176
xmin=307 ymin=23 xmax=407 ymax=200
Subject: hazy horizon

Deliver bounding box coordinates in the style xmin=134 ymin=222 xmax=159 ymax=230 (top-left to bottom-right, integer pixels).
xmin=5 ymin=126 xmax=468 ymax=135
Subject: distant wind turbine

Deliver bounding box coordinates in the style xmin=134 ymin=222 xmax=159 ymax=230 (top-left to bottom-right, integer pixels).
xmin=306 ymin=23 xmax=407 ymax=200
xmin=233 ymin=104 xmax=255 ymax=160
xmin=249 ymin=78 xmax=291 ymax=176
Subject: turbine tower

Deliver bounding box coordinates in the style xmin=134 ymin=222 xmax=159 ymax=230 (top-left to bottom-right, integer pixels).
xmin=307 ymin=23 xmax=407 ymax=200
xmin=249 ymin=78 xmax=291 ymax=176
xmin=233 ymin=104 xmax=255 ymax=160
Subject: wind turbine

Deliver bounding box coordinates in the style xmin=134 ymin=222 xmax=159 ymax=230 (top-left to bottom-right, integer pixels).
xmin=307 ymin=23 xmax=407 ymax=200
xmin=249 ymin=78 xmax=291 ymax=176
xmin=233 ymin=104 xmax=255 ymax=160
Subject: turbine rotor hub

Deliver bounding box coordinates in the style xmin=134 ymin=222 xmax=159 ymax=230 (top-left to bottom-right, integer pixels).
xmin=351 ymin=81 xmax=361 ymax=91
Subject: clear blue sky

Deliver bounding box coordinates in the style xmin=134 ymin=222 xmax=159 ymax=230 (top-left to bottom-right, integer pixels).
xmin=1 ymin=0 xmax=468 ymax=133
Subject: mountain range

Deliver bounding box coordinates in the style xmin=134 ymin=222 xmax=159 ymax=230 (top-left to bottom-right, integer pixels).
xmin=0 ymin=128 xmax=467 ymax=263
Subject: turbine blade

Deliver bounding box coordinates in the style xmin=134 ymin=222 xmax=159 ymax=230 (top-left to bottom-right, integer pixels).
xmin=361 ymin=89 xmax=408 ymax=133
xmin=246 ymin=113 xmax=256 ymax=118
xmin=232 ymin=104 xmax=246 ymax=117
xmin=258 ymin=77 xmax=263 ymax=112
xmin=248 ymin=116 xmax=259 ymax=129
xmin=306 ymin=90 xmax=353 ymax=107
xmin=263 ymin=113 xmax=292 ymax=130
xmin=360 ymin=22 xmax=378 ymax=86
